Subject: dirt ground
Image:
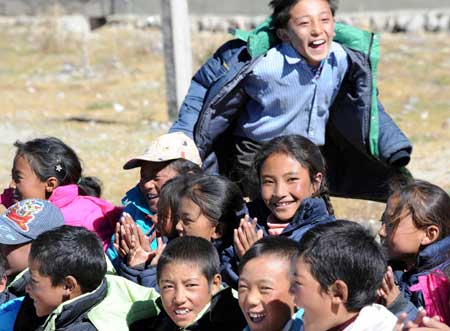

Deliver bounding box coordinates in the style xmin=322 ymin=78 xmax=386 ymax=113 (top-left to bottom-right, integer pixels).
xmin=0 ymin=22 xmax=448 ymax=223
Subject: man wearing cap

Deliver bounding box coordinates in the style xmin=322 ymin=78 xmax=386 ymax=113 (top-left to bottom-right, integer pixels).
xmin=0 ymin=199 xmax=64 ymax=303
xmin=106 ymin=132 xmax=202 ymax=268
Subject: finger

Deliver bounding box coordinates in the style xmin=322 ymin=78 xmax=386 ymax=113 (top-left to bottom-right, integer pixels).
xmin=421 ymin=316 xmax=450 ymax=330
xmin=238 ymin=223 xmax=251 ymax=249
xmin=234 ymin=228 xmax=245 ymax=258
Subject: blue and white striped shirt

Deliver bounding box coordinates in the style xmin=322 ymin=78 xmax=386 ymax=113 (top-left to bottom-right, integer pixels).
xmin=236 ymin=41 xmax=348 ymax=145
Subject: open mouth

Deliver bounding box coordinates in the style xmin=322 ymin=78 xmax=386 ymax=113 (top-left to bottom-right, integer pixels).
xmin=248 ymin=312 xmax=265 ymax=323
xmin=147 ymin=193 xmax=159 ymax=200
xmin=174 ymin=308 xmax=191 ymax=316
xmin=271 ymin=201 xmax=295 ymax=208
xmin=309 ymin=39 xmax=326 ymax=49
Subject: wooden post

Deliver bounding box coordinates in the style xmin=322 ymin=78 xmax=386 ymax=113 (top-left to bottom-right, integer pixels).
xmin=160 ymin=0 xmax=192 ymax=120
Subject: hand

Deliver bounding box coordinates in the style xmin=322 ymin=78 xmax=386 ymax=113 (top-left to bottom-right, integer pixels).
xmin=408 ymin=316 xmax=450 ymax=331
xmin=378 ymin=266 xmax=401 ymax=306
xmin=393 ymin=309 xmax=448 ymax=331
xmin=234 ymin=215 xmax=263 ymax=259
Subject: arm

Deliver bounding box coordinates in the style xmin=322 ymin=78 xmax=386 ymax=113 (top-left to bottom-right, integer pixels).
xmin=377 ymin=100 xmax=412 ymax=166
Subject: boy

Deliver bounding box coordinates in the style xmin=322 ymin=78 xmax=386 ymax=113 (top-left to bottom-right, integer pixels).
xmin=170 ymin=0 xmax=412 ymax=201
xmin=14 ymin=225 xmax=159 ymax=331
xmin=129 ymin=236 xmax=247 ymax=331
xmin=292 ymin=220 xmax=397 ymax=330
xmin=107 ymin=132 xmax=202 ymax=265
xmin=0 ymin=199 xmax=64 ymax=300
xmin=238 ymin=236 xmax=302 ymax=331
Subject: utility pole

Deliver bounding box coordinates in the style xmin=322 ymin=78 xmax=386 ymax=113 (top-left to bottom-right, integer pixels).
xmin=160 ymin=0 xmax=192 ymax=120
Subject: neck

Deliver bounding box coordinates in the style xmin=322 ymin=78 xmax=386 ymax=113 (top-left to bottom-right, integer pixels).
xmin=304 ymin=310 xmax=358 ymax=331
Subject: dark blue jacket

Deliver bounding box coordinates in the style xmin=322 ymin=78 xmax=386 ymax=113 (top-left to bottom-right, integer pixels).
xmin=170 ymin=22 xmax=412 ymax=202
xmin=393 ymin=236 xmax=450 ymax=311
xmin=221 ymin=197 xmax=335 ymax=289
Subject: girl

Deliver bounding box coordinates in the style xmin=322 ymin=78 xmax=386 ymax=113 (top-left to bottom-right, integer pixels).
xmin=234 ymin=135 xmax=335 ymax=259
xmin=378 ymin=180 xmax=450 ymax=323
xmin=6 ymin=137 xmax=122 ymax=250
xmin=115 ymin=173 xmax=246 ymax=289
xmin=238 ymin=236 xmax=303 ymax=331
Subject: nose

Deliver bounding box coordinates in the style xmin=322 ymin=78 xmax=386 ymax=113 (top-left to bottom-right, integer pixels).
xmin=9 ymin=179 xmax=16 ymax=190
xmin=273 ymin=181 xmax=288 ymax=198
xmin=175 ymin=221 xmax=184 ymax=234
xmin=245 ymin=288 xmax=260 ymax=306
xmin=378 ymin=223 xmax=386 ymax=238
xmin=310 ymin=18 xmax=323 ymax=35
xmin=173 ymin=287 xmax=187 ymax=305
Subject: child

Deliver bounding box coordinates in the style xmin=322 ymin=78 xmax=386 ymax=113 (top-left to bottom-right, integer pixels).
xmin=292 ymin=220 xmax=397 ymax=330
xmin=0 ymin=199 xmax=64 ymax=299
xmin=14 ymin=225 xmax=159 ymax=331
xmin=170 ymin=0 xmax=412 ymax=201
xmin=107 ymin=132 xmax=202 ymax=264
xmin=378 ymin=180 xmax=450 ymax=323
xmin=234 ymin=135 xmax=334 ymax=263
xmin=0 ymin=255 xmax=9 ymax=302
xmin=238 ymin=236 xmax=302 ymax=331
xmin=117 ymin=173 xmax=246 ymax=289
xmin=6 ymin=137 xmax=122 ymax=250
xmin=129 ymin=236 xmax=246 ymax=331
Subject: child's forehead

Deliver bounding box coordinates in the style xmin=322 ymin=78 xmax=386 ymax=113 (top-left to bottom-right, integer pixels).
xmin=160 ymin=261 xmax=207 ymax=280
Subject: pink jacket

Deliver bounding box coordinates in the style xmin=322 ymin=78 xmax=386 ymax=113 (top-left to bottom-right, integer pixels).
xmin=49 ymin=185 xmax=123 ymax=251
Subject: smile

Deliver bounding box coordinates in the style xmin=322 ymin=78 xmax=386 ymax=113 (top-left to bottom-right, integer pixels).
xmin=175 ymin=308 xmax=191 ymax=315
xmin=147 ymin=193 xmax=159 ymax=200
xmin=248 ymin=312 xmax=265 ymax=323
xmin=309 ymin=39 xmax=326 ymax=48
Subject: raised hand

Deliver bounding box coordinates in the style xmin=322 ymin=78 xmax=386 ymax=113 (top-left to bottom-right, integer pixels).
xmin=234 ymin=215 xmax=263 ymax=259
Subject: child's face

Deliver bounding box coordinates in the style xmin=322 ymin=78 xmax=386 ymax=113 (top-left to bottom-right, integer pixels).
xmin=176 ymin=197 xmax=220 ymax=241
xmin=238 ymin=255 xmax=295 ymax=331
xmin=0 ymin=243 xmax=31 ymax=277
xmin=26 ymin=261 xmax=66 ymax=317
xmin=278 ymin=0 xmax=335 ymax=67
xmin=10 ymin=155 xmax=48 ymax=201
xmin=260 ymin=153 xmax=321 ymax=222
xmin=379 ymin=197 xmax=427 ymax=262
xmin=292 ymin=256 xmax=335 ymax=330
xmin=139 ymin=161 xmax=178 ymax=213
xmin=159 ymin=262 xmax=220 ymax=328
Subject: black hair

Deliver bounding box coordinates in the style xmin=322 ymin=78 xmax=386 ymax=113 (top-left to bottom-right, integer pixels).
xmin=254 ymin=135 xmax=334 ymax=216
xmin=167 ymin=158 xmax=203 ymax=175
xmin=385 ymin=180 xmax=450 ymax=240
xmin=14 ymin=137 xmax=102 ymax=198
xmin=157 ymin=174 xmax=195 ymax=237
xmin=29 ymin=225 xmax=107 ymax=293
xmin=270 ymin=0 xmax=338 ymax=30
xmin=178 ymin=174 xmax=245 ymax=239
xmin=157 ymin=236 xmax=220 ymax=285
xmin=0 ymin=253 xmax=6 ymax=279
xmin=239 ymin=236 xmax=299 ymax=274
xmin=296 ymin=220 xmax=387 ymax=312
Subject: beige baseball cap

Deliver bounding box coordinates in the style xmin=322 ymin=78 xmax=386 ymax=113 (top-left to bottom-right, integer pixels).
xmin=123 ymin=132 xmax=202 ymax=169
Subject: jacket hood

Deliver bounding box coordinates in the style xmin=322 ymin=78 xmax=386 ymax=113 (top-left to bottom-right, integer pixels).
xmin=417 ymin=235 xmax=450 ymax=271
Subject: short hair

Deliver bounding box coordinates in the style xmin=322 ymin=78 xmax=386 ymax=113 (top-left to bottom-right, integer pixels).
xmin=385 ymin=180 xmax=450 ymax=240
xmin=296 ymin=220 xmax=387 ymax=311
xmin=269 ymin=0 xmax=339 ymax=30
xmin=239 ymin=236 xmax=299 ymax=274
xmin=157 ymin=236 xmax=220 ymax=285
xmin=0 ymin=254 xmax=6 ymax=279
xmin=29 ymin=225 xmax=106 ymax=293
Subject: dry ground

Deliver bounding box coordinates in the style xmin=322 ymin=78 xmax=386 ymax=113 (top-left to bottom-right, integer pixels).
xmin=0 ymin=22 xmax=448 ymax=223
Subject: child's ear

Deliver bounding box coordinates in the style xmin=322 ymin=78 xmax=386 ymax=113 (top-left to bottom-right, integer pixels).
xmin=276 ymin=28 xmax=290 ymax=42
xmin=329 ymin=280 xmax=348 ymax=305
xmin=45 ymin=177 xmax=59 ymax=194
xmin=211 ymin=223 xmax=225 ymax=240
xmin=421 ymin=225 xmax=440 ymax=245
xmin=312 ymin=172 xmax=323 ymax=193
xmin=63 ymin=276 xmax=81 ymax=298
xmin=210 ymin=274 xmax=222 ymax=296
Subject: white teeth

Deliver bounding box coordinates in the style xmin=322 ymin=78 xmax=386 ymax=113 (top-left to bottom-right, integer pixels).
xmin=248 ymin=312 xmax=265 ymax=322
xmin=312 ymin=40 xmax=325 ymax=45
xmin=147 ymin=194 xmax=159 ymax=200
xmin=175 ymin=308 xmax=190 ymax=315
xmin=276 ymin=201 xmax=292 ymax=207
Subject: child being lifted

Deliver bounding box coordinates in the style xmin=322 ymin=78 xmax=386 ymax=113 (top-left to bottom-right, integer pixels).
xmin=170 ymin=0 xmax=412 ymax=201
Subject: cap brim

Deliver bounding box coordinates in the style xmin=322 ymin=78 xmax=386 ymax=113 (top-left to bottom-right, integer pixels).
xmin=123 ymin=156 xmax=176 ymax=170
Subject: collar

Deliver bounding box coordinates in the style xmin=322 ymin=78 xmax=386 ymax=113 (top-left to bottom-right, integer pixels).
xmin=48 ymin=184 xmax=79 ymax=208
xmin=416 ymin=236 xmax=450 ymax=270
